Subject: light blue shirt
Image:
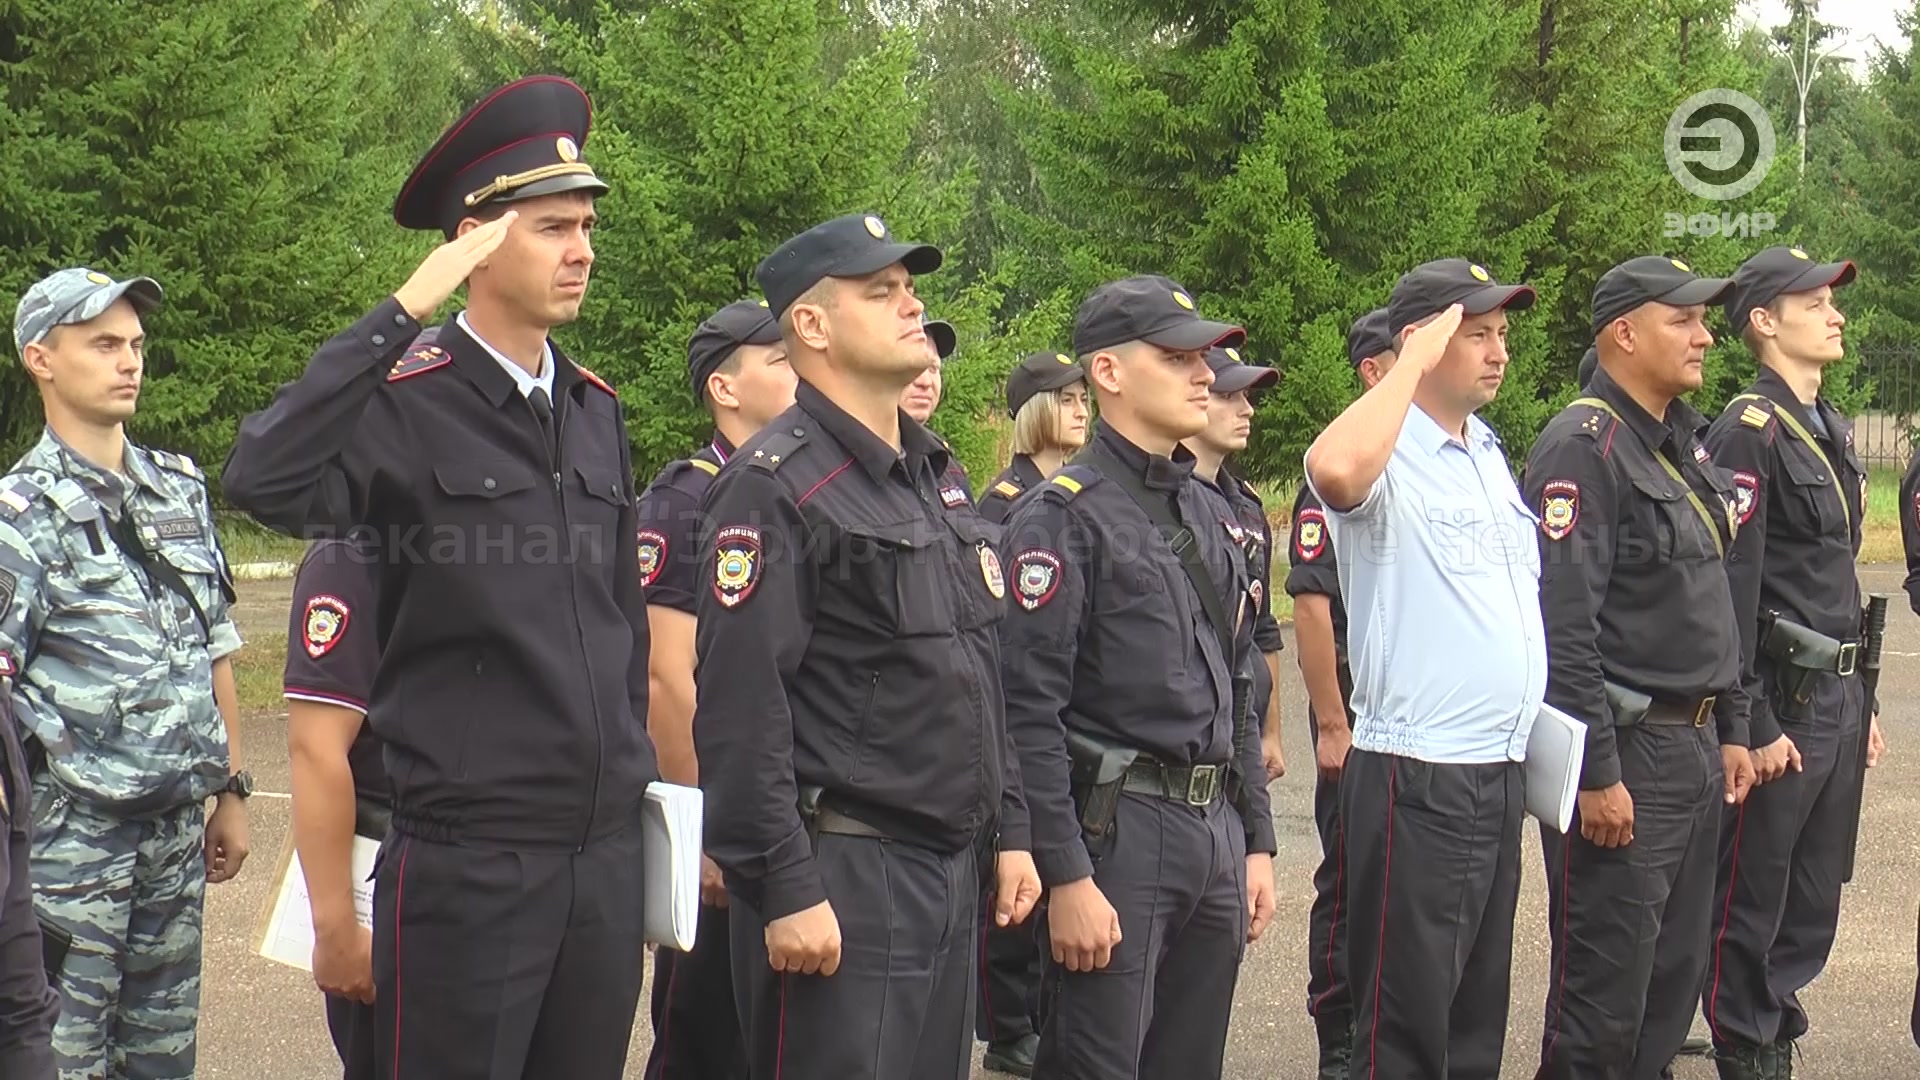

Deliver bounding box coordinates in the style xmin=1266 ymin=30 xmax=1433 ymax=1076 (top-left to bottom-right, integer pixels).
xmin=1308 ymin=406 xmax=1547 ymax=765
xmin=458 ymin=310 xmax=554 ymax=400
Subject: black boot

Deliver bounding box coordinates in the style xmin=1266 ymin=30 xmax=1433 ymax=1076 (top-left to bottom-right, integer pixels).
xmin=982 ymin=1033 xmax=1038 ymax=1078
xmin=1767 ymin=1037 xmax=1797 ymax=1080
xmin=1712 ymin=1040 xmax=1766 ymax=1080
xmin=1313 ymin=1010 xmax=1353 ymax=1080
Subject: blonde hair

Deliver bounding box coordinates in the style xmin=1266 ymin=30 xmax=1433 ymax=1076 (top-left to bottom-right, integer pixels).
xmin=1012 ymin=389 xmax=1071 ymax=455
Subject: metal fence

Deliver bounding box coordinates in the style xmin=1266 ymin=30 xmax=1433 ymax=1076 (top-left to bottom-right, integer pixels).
xmin=1848 ymin=344 xmax=1920 ymax=469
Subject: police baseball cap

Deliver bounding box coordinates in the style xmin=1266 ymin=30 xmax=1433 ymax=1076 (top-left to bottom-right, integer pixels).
xmin=1205 ymin=346 xmax=1278 ymax=394
xmin=1072 ymin=275 xmax=1245 ymax=356
xmin=687 ymin=299 xmax=782 ymax=404
xmin=14 ymin=268 xmax=164 ymax=355
xmin=1724 ymin=246 xmax=1857 ymax=336
xmin=1386 ymin=259 xmax=1535 ymax=338
xmin=755 ymin=214 xmax=942 ymax=319
xmin=1590 ymin=255 xmax=1734 ymax=339
xmin=925 ymin=318 xmax=956 ymax=360
xmin=1005 ymin=351 xmax=1086 ymax=418
xmin=1346 ymin=308 xmax=1393 ymax=368
xmin=1577 ymin=345 xmax=1599 ymax=386
xmin=394 ymin=76 xmax=609 ymax=234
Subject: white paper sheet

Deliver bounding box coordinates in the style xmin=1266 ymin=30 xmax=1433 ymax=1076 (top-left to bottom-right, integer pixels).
xmin=1525 ymin=703 xmax=1588 ymax=834
xmin=643 ymin=781 xmax=704 ymax=952
xmin=255 ymin=834 xmax=380 ymax=972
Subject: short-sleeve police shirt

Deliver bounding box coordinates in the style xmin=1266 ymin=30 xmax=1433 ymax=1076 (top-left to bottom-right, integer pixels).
xmin=283 ymin=539 xmax=388 ymax=808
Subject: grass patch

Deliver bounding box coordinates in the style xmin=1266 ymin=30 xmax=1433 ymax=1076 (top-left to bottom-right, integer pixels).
xmin=1863 ymin=466 xmax=1904 ymax=565
xmin=232 ymin=630 xmax=288 ymax=716
xmin=215 ymin=512 xmax=308 ymax=566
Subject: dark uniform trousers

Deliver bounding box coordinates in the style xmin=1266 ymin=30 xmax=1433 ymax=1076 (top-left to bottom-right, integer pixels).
xmin=1537 ymin=716 xmax=1721 ymax=1080
xmin=978 ymin=893 xmax=1044 ymax=1044
xmin=1304 ymin=667 xmax=1355 ymax=1024
xmin=327 ymin=990 xmax=376 ymax=1080
xmin=1343 ymin=748 xmax=1523 ymax=1080
xmin=1703 ymin=670 xmax=1864 ymax=1049
xmin=371 ymin=821 xmax=646 ymax=1080
xmin=1033 ymin=793 xmax=1247 ymax=1080
xmin=729 ymin=832 xmax=979 ymax=1080
xmin=646 ymin=903 xmax=745 ymax=1080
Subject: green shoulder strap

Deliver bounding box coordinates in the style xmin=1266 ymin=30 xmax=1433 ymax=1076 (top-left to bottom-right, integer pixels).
xmin=1571 ymin=397 xmax=1725 ymax=559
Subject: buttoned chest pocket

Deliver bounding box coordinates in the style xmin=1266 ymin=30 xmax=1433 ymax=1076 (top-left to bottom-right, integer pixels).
xmin=433 ymin=458 xmax=541 ymax=518
xmin=1420 ymin=495 xmax=1536 ymax=577
xmin=836 ymin=522 xmax=952 ymax=638
xmin=154 ymin=538 xmax=223 ymax=640
xmin=1633 ymin=477 xmax=1716 ymax=562
xmin=569 ymin=462 xmax=630 ymax=562
xmin=1778 ymin=453 xmax=1844 ymax=537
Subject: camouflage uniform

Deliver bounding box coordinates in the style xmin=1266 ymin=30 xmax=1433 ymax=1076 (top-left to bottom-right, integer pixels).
xmin=0 ymin=428 xmax=241 ymax=1080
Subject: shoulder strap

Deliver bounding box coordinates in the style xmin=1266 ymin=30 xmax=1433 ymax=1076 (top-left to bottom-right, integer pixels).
xmin=1729 ymin=393 xmax=1850 ymax=531
xmin=1072 ymin=442 xmax=1234 ymax=660
xmin=1571 ymin=396 xmax=1726 ymax=558
xmin=689 ymin=458 xmax=719 ymax=476
xmin=105 ymin=514 xmax=210 ymax=642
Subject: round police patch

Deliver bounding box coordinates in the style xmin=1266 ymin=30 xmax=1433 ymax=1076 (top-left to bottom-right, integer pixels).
xmin=1294 ymin=508 xmax=1327 ymax=562
xmin=303 ymin=595 xmax=350 ymax=659
xmin=637 ymin=529 xmax=667 ymax=588
xmin=1732 ymin=471 xmax=1760 ymax=525
xmin=1541 ymin=480 xmax=1579 ymax=541
xmin=1012 ymin=549 xmax=1063 ymax=611
xmin=713 ymin=525 xmax=762 ymax=608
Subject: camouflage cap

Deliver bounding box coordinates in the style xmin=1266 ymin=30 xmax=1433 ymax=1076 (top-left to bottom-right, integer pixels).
xmin=14 ymin=268 xmax=164 ymax=355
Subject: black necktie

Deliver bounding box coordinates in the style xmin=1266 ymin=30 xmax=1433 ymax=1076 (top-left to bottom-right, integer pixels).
xmin=528 ymin=386 xmax=557 ymax=462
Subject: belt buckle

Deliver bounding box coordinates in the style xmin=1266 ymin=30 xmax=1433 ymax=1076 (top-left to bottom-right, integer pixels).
xmin=1185 ymin=765 xmax=1219 ymax=806
xmin=1692 ymin=696 xmax=1715 ymax=728
xmin=1837 ymin=642 xmax=1858 ymax=677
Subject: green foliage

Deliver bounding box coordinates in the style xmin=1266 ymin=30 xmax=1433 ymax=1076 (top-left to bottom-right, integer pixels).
xmin=0 ymin=0 xmax=1913 ymax=497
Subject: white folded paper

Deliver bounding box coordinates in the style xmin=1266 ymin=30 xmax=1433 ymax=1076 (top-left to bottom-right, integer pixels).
xmin=642 ymin=781 xmax=704 ymax=952
xmin=256 ymin=834 xmax=381 ymax=972
xmin=1525 ymin=703 xmax=1588 ymax=834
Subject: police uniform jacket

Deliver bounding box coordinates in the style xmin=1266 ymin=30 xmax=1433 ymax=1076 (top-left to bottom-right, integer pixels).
xmin=636 ymin=437 xmax=733 ymax=614
xmin=977 ymin=455 xmax=1046 ymax=526
xmin=1283 ymin=483 xmax=1347 ymax=648
xmin=998 ymin=422 xmax=1278 ymax=889
xmin=690 ymin=380 xmax=1026 ymax=922
xmin=223 ymin=300 xmax=656 ymax=850
xmin=1524 ymin=364 xmax=1747 ymax=790
xmin=283 ymin=539 xmax=389 ymax=818
xmin=1706 ymin=367 xmax=1866 ymax=748
xmin=0 ymin=431 xmax=241 ymax=815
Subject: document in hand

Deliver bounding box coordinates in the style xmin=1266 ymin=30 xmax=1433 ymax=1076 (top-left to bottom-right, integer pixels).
xmin=255 ymin=833 xmax=381 ymax=972
xmin=643 ymin=781 xmax=704 ymax=952
xmin=1525 ymin=703 xmax=1588 ymax=834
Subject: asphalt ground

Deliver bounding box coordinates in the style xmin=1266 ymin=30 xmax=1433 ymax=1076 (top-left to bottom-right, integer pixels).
xmin=192 ymin=567 xmax=1920 ymax=1078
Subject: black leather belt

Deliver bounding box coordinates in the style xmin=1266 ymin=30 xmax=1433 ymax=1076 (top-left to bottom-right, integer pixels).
xmin=1834 ymin=641 xmax=1860 ymax=677
xmin=1642 ymin=696 xmax=1716 ymax=728
xmin=814 ymin=806 xmax=889 ymax=839
xmin=1122 ymin=759 xmax=1227 ymax=807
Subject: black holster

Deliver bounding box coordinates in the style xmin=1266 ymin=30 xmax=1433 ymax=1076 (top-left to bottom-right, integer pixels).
xmin=1603 ymin=678 xmax=1652 ymax=729
xmin=1226 ymin=673 xmax=1255 ymax=825
xmin=1065 ymin=729 xmax=1138 ymax=856
xmin=797 ymin=783 xmax=825 ymax=849
xmin=355 ymin=797 xmax=391 ymax=843
xmin=1758 ymin=611 xmax=1843 ymax=721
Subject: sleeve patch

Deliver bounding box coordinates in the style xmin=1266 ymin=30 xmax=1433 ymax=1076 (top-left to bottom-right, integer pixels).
xmin=1732 ymin=471 xmax=1760 ymax=524
xmin=939 ymin=484 xmax=971 ymax=508
xmin=1012 ymin=549 xmax=1063 ymax=611
xmin=712 ymin=525 xmax=762 ymax=608
xmin=1541 ymin=480 xmax=1579 ymax=540
xmin=637 ymin=528 xmax=667 ymax=588
xmin=1293 ymin=507 xmax=1327 ymax=562
xmin=302 ymin=594 xmax=351 ymax=659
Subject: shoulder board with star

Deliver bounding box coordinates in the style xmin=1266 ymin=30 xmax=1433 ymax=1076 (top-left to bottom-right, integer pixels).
xmin=0 ymin=475 xmax=44 ymax=520
xmin=1565 ymin=400 xmax=1616 ymax=442
xmin=387 ymin=343 xmax=450 ymax=382
xmin=144 ymin=447 xmax=205 ymax=482
xmin=1039 ymin=464 xmax=1101 ymax=502
xmin=574 ymin=364 xmax=617 ymax=397
xmin=744 ymin=428 xmax=808 ymax=473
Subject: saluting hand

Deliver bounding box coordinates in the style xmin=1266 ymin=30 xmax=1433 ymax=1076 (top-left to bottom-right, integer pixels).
xmin=994 ymin=850 xmax=1042 ymax=928
xmin=1578 ymin=782 xmax=1634 ymax=848
xmin=392 ymin=211 xmax=519 ymax=322
xmin=765 ymin=899 xmax=842 ymax=977
xmin=1398 ymin=303 xmax=1466 ymax=375
xmin=1722 ymin=745 xmax=1757 ymax=805
xmin=1047 ymin=877 xmax=1123 ymax=973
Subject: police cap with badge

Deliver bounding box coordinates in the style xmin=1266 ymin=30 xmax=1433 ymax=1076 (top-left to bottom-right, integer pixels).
xmin=1005 ymin=351 xmax=1086 ymax=419
xmin=688 ymin=299 xmax=781 ymax=404
xmin=1204 ymin=345 xmax=1278 ymax=395
xmin=393 ymin=75 xmax=609 ymax=236
xmin=1386 ymin=258 xmax=1535 ymax=337
xmin=1345 ymin=308 xmax=1393 ymax=369
xmin=1723 ymin=246 xmax=1857 ymax=336
xmin=1072 ymin=275 xmax=1245 ymax=356
xmin=1591 ymin=255 xmax=1735 ymax=338
xmin=756 ymin=213 xmax=943 ymax=318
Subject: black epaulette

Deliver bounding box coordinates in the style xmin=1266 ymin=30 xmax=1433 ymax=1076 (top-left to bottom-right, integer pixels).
xmin=387 ymin=343 xmax=450 ymax=382
xmin=1725 ymin=393 xmax=1777 ymax=432
xmin=1038 ymin=464 xmax=1101 ymax=501
xmin=1565 ymin=399 xmax=1617 ymax=442
xmin=744 ymin=426 xmax=809 ymax=472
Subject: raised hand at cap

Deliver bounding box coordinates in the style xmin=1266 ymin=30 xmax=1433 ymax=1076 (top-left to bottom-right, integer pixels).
xmin=393 ymin=211 xmax=518 ymax=322
xmin=1400 ymin=303 xmax=1465 ymax=374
